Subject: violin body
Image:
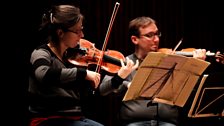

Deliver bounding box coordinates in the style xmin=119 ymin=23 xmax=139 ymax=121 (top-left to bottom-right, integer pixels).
xmin=66 ymin=39 xmax=125 ymax=74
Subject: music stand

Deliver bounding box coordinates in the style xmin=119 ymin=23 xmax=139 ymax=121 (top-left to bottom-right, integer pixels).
xmin=188 ymin=74 xmax=224 ymax=118
xmin=123 ymin=52 xmax=210 ymax=107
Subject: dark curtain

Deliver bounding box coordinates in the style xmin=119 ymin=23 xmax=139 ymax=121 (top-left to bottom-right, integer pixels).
xmin=7 ymin=0 xmax=223 ymax=126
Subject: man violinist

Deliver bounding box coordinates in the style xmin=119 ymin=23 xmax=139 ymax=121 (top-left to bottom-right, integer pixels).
xmin=99 ymin=16 xmax=207 ymax=126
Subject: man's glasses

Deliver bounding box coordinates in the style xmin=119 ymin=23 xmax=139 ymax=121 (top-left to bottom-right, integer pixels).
xmin=140 ymin=31 xmax=161 ymax=39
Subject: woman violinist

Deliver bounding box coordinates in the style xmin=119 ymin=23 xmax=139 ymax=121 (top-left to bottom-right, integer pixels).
xmin=28 ymin=4 xmax=138 ymax=126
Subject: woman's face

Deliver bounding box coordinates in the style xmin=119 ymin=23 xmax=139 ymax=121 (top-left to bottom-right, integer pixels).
xmin=60 ymin=20 xmax=84 ymax=48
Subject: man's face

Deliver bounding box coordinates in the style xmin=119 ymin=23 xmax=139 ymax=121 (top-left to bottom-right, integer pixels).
xmin=136 ymin=23 xmax=160 ymax=53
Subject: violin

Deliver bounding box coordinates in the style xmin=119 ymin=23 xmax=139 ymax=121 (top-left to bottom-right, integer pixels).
xmin=158 ymin=38 xmax=215 ymax=57
xmin=158 ymin=47 xmax=224 ymax=64
xmin=66 ymin=39 xmax=125 ymax=74
xmin=66 ymin=2 xmax=122 ymax=74
xmin=158 ymin=48 xmax=216 ymax=56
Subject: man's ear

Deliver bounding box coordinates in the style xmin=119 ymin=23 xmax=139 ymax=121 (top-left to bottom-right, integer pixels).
xmin=131 ymin=35 xmax=138 ymax=45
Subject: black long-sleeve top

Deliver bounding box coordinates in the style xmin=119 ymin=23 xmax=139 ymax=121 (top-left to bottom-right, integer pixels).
xmin=28 ymin=44 xmax=92 ymax=116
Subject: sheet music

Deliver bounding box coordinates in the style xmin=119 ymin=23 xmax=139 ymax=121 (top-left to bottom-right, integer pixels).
xmin=140 ymin=55 xmax=187 ymax=98
xmin=123 ymin=52 xmax=210 ymax=107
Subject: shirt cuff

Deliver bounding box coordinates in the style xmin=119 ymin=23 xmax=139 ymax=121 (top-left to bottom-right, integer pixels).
xmin=111 ymin=73 xmax=125 ymax=89
xmin=76 ymin=68 xmax=87 ymax=80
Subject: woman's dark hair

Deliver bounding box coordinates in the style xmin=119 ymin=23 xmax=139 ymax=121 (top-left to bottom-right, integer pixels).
xmin=39 ymin=5 xmax=84 ymax=44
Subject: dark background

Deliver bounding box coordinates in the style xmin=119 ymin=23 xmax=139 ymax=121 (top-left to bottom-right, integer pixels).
xmin=3 ymin=0 xmax=223 ymax=126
